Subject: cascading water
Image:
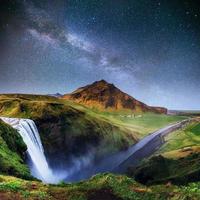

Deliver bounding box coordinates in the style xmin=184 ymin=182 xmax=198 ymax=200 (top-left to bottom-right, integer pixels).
xmin=0 ymin=117 xmax=63 ymax=183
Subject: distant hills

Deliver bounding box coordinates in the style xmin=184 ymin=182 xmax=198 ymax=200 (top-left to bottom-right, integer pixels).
xmin=62 ymin=80 xmax=167 ymax=114
xmin=48 ymin=93 xmax=62 ymax=97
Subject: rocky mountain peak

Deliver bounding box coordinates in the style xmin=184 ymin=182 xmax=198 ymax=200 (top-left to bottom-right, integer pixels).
xmin=62 ymin=80 xmax=167 ymax=114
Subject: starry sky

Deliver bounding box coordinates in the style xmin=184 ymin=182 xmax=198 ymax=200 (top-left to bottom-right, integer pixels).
xmin=0 ymin=0 xmax=200 ymax=110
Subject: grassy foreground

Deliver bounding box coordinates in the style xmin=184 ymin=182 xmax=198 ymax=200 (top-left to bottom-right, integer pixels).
xmin=1 ymin=173 xmax=200 ymax=200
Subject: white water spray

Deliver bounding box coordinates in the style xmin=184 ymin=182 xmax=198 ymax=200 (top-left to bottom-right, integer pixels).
xmin=0 ymin=117 xmax=64 ymax=183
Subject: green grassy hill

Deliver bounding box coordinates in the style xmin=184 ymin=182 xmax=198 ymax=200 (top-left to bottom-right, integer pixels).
xmin=129 ymin=119 xmax=200 ymax=185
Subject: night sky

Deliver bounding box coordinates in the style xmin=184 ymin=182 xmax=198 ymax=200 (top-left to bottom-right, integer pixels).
xmin=0 ymin=0 xmax=200 ymax=110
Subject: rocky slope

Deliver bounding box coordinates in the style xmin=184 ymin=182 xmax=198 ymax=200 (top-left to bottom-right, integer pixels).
xmin=62 ymin=80 xmax=167 ymax=114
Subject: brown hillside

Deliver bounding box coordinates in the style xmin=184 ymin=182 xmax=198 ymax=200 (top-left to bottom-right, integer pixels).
xmin=62 ymin=80 xmax=167 ymax=114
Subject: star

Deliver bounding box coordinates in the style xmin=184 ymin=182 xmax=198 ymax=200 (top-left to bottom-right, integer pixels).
xmin=92 ymin=17 xmax=96 ymax=21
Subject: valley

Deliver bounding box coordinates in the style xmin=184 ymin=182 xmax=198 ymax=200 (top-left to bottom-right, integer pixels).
xmin=0 ymin=81 xmax=199 ymax=200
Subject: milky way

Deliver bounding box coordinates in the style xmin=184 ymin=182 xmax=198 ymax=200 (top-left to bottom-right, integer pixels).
xmin=0 ymin=0 xmax=200 ymax=109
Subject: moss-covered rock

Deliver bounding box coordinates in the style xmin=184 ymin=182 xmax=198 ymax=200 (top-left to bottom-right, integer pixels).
xmin=0 ymin=120 xmax=31 ymax=179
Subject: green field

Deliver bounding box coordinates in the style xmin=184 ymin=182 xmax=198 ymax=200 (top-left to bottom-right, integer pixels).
xmin=59 ymin=98 xmax=188 ymax=138
xmin=88 ymin=111 xmax=188 ymax=138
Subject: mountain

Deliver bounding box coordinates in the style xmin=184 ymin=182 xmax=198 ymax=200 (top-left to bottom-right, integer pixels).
xmin=48 ymin=93 xmax=62 ymax=97
xmin=62 ymin=80 xmax=167 ymax=114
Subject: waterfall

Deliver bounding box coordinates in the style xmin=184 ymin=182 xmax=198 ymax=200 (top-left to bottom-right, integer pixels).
xmin=0 ymin=117 xmax=62 ymax=183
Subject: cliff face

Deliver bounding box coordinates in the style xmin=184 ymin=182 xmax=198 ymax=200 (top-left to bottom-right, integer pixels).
xmin=36 ymin=108 xmax=137 ymax=169
xmin=62 ymin=80 xmax=167 ymax=114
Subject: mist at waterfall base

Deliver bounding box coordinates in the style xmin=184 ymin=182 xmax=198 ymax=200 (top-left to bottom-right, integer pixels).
xmin=0 ymin=116 xmax=127 ymax=184
xmin=0 ymin=117 xmax=64 ymax=183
